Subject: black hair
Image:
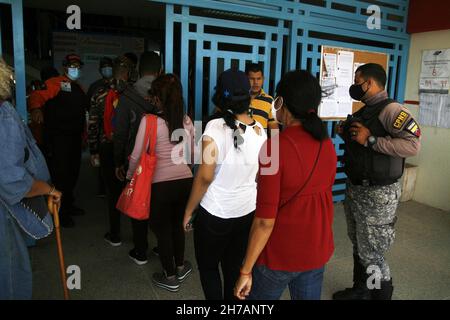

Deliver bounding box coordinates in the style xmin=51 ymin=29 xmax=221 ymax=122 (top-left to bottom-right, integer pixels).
xmin=99 ymin=56 xmax=113 ymax=69
xmin=124 ymin=52 xmax=138 ymax=66
xmin=221 ymin=97 xmax=251 ymax=148
xmin=149 ymin=74 xmax=185 ymax=144
xmin=276 ymin=70 xmax=328 ymax=141
xmin=139 ymin=51 xmax=161 ymax=76
xmin=211 ymin=92 xmax=251 ymax=149
xmin=356 ymin=63 xmax=387 ymax=88
xmin=112 ymin=56 xmax=132 ymax=80
xmin=245 ymin=63 xmax=263 ymax=75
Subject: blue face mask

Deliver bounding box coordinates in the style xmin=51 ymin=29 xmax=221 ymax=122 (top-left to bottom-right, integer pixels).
xmin=101 ymin=66 xmax=113 ymax=79
xmin=67 ymin=67 xmax=81 ymax=81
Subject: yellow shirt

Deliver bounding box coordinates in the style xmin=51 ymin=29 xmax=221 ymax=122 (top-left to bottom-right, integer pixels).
xmin=250 ymin=89 xmax=275 ymax=129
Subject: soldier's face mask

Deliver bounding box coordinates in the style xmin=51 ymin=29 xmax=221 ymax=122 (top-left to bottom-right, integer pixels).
xmin=101 ymin=66 xmax=113 ymax=79
xmin=349 ymin=81 xmax=369 ymax=101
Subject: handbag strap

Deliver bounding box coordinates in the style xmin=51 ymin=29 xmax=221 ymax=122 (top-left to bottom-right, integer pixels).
xmin=279 ymin=135 xmax=323 ymax=208
xmin=143 ymin=114 xmax=158 ymax=156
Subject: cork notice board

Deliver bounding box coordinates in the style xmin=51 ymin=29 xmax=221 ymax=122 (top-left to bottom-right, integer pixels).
xmin=319 ymin=46 xmax=389 ymax=120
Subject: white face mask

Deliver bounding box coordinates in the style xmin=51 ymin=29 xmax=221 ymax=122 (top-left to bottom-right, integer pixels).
xmin=271 ymin=96 xmax=283 ymax=125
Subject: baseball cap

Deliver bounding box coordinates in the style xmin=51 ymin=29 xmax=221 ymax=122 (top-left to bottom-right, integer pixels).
xmin=63 ymin=53 xmax=83 ymax=67
xmin=212 ymin=68 xmax=250 ymax=106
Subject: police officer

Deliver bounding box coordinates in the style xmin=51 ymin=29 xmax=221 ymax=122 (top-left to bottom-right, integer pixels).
xmin=333 ymin=63 xmax=421 ymax=300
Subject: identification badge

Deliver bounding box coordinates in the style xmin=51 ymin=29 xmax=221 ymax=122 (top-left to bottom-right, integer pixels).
xmin=393 ymin=110 xmax=409 ymax=129
xmin=60 ymin=81 xmax=72 ymax=92
xmin=405 ymin=119 xmax=421 ymax=137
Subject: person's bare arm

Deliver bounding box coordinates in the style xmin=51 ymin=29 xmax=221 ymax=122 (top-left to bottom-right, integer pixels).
xmin=234 ymin=217 xmax=275 ymax=300
xmin=183 ymin=137 xmax=217 ymax=231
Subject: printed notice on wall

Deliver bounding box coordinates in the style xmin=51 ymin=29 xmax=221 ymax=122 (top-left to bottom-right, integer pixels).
xmin=419 ymin=49 xmax=450 ymax=92
xmin=319 ymin=51 xmax=354 ymax=118
xmin=418 ymin=49 xmax=450 ymax=128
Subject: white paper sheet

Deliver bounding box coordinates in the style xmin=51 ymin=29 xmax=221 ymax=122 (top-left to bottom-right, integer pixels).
xmin=323 ymin=53 xmax=337 ymax=78
xmin=420 ymin=49 xmax=450 ymax=91
xmin=336 ymin=51 xmax=354 ymax=86
xmin=419 ymin=93 xmax=443 ymax=127
xmin=319 ymin=99 xmax=338 ymax=118
xmin=438 ymin=94 xmax=450 ymax=128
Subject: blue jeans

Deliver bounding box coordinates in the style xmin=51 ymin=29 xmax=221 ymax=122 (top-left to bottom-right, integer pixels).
xmin=0 ymin=208 xmax=32 ymax=299
xmin=249 ymin=265 xmax=325 ymax=300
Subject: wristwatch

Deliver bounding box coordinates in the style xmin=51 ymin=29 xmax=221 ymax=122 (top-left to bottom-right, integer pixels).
xmin=367 ymin=135 xmax=377 ymax=147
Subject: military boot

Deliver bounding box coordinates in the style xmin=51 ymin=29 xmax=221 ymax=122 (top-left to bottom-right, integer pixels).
xmin=371 ymin=278 xmax=394 ymax=300
xmin=332 ymin=254 xmax=371 ymax=300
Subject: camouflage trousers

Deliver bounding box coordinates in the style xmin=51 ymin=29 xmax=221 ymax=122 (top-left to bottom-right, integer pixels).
xmin=344 ymin=181 xmax=401 ymax=281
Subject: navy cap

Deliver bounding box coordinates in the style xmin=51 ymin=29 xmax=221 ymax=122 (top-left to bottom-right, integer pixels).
xmin=212 ymin=68 xmax=250 ymax=106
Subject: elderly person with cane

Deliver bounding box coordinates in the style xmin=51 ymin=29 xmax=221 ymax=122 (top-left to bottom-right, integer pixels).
xmin=0 ymin=58 xmax=61 ymax=299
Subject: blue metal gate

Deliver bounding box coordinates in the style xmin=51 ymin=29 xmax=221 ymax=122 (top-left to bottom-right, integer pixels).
xmin=157 ymin=0 xmax=410 ymax=201
xmin=0 ymin=0 xmax=26 ymax=121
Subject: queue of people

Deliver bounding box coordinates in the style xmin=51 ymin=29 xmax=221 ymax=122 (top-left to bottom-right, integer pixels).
xmin=0 ymin=49 xmax=421 ymax=300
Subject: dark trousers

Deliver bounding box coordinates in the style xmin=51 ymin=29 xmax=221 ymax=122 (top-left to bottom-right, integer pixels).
xmin=99 ymin=142 xmax=124 ymax=237
xmin=194 ymin=206 xmax=254 ymax=300
xmin=131 ymin=178 xmax=192 ymax=275
xmin=46 ymin=134 xmax=82 ymax=216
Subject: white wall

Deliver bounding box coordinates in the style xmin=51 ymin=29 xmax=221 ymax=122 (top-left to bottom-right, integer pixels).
xmin=404 ymin=29 xmax=450 ymax=212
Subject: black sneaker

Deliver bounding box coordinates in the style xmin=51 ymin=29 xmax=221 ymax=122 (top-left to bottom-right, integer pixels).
xmin=104 ymin=232 xmax=122 ymax=247
xmin=59 ymin=214 xmax=75 ymax=228
xmin=152 ymin=246 xmax=159 ymax=257
xmin=176 ymin=261 xmax=193 ymax=282
xmin=152 ymin=272 xmax=180 ymax=292
xmin=128 ymin=249 xmax=148 ymax=265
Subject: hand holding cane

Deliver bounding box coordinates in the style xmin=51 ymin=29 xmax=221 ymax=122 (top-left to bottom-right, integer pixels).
xmin=47 ymin=196 xmax=70 ymax=300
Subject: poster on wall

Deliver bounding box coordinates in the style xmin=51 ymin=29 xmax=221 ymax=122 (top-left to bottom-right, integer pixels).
xmin=419 ymin=49 xmax=450 ymax=128
xmin=52 ymin=31 xmax=145 ymax=89
xmin=419 ymin=49 xmax=450 ymax=91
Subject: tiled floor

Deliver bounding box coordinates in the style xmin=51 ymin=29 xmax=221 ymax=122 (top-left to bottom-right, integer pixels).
xmin=30 ymin=156 xmax=450 ymax=300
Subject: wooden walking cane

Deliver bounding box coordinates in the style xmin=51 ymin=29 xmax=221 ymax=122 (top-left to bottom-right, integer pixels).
xmin=47 ymin=197 xmax=70 ymax=300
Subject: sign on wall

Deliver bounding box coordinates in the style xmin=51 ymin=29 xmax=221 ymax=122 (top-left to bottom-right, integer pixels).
xmin=419 ymin=49 xmax=450 ymax=128
xmin=52 ymin=31 xmax=145 ymax=89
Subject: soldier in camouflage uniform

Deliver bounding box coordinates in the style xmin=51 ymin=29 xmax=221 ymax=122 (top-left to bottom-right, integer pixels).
xmin=334 ymin=63 xmax=421 ymax=300
xmin=87 ymin=56 xmax=134 ymax=247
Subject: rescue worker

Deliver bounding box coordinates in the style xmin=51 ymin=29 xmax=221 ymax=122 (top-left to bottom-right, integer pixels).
xmin=28 ymin=53 xmax=89 ymax=228
xmin=334 ymin=63 xmax=421 ymax=300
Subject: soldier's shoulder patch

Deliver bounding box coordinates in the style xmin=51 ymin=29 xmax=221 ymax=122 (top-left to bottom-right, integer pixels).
xmin=393 ymin=110 xmax=410 ymax=129
xmin=404 ymin=118 xmax=421 ymax=137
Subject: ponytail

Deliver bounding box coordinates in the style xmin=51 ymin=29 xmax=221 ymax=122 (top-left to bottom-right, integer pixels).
xmin=222 ymin=110 xmax=244 ymax=148
xmin=302 ymin=112 xmax=328 ymax=141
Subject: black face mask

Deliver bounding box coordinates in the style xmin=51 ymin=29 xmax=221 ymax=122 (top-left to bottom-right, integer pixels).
xmin=349 ymin=81 xmax=368 ymax=101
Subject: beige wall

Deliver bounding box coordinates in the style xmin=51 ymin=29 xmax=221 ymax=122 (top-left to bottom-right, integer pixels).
xmin=404 ymin=29 xmax=450 ymax=212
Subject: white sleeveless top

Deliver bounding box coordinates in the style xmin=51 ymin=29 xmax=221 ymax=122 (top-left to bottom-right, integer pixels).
xmin=200 ymin=118 xmax=267 ymax=219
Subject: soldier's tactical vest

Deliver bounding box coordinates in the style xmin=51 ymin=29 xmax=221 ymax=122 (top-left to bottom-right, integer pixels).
xmin=343 ymin=98 xmax=405 ymax=186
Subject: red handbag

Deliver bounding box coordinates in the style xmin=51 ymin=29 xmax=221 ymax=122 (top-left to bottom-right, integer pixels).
xmin=116 ymin=114 xmax=158 ymax=220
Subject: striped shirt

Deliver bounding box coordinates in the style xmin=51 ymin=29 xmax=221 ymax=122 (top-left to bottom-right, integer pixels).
xmin=250 ymin=89 xmax=275 ymax=129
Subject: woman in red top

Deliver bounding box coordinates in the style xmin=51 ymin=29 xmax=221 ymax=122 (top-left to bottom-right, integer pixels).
xmin=235 ymin=70 xmax=337 ymax=300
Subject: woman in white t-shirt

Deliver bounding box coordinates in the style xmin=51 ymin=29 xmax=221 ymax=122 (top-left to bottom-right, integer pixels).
xmin=183 ymin=69 xmax=267 ymax=300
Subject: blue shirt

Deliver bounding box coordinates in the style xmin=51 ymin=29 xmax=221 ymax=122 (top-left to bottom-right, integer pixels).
xmin=0 ymin=101 xmax=50 ymax=209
